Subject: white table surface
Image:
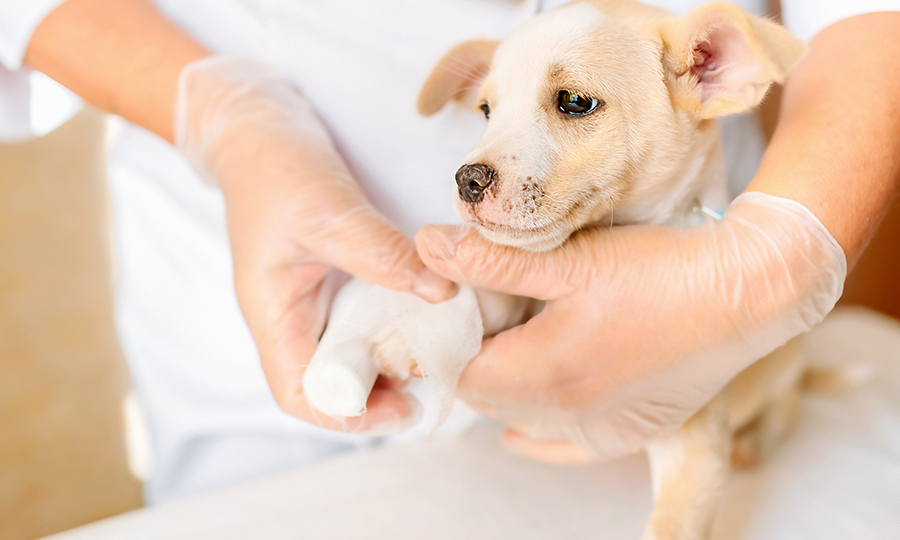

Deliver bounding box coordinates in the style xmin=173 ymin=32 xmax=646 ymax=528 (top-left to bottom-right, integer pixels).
xmin=45 ymin=308 xmax=900 ymax=540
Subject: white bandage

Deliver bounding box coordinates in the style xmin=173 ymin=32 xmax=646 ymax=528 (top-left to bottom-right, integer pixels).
xmin=302 ymin=278 xmax=483 ymax=431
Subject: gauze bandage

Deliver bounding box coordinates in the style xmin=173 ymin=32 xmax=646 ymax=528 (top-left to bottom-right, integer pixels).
xmin=303 ymin=279 xmax=483 ymax=432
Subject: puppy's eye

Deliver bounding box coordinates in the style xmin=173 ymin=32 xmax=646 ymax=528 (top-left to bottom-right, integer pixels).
xmin=557 ymin=90 xmax=603 ymax=116
xmin=480 ymin=103 xmax=490 ymax=119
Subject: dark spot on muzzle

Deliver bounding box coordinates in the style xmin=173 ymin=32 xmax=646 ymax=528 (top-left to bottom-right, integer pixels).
xmin=455 ymin=163 xmax=495 ymax=204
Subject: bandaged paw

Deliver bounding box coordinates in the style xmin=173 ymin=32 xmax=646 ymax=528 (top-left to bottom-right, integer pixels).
xmin=302 ymin=278 xmax=483 ymax=431
xmin=369 ymin=324 xmax=418 ymax=379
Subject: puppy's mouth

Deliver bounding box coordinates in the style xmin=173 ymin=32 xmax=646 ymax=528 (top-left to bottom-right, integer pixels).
xmin=453 ymin=169 xmax=610 ymax=251
xmin=463 ymin=188 xmax=608 ymax=252
xmin=469 ymin=216 xmax=573 ymax=253
xmin=473 ymin=218 xmax=534 ymax=232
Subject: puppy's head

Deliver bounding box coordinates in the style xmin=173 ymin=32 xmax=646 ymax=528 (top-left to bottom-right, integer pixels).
xmin=419 ymin=0 xmax=804 ymax=252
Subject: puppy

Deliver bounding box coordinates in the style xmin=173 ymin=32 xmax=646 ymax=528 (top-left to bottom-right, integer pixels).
xmin=416 ymin=2 xmax=808 ymax=539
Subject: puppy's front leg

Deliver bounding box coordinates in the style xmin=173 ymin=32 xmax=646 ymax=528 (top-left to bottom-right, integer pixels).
xmin=475 ymin=288 xmax=539 ymax=337
xmin=642 ymin=392 xmax=731 ymax=540
xmin=369 ymin=288 xmax=533 ymax=378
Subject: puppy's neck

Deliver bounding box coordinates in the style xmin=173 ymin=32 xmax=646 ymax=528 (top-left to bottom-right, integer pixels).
xmin=610 ymin=121 xmax=729 ymax=228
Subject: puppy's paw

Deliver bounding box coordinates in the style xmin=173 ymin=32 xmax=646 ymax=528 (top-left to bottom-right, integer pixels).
xmin=369 ymin=324 xmax=420 ymax=379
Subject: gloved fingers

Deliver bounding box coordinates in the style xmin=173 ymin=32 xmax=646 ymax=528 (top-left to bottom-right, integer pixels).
xmin=357 ymin=387 xmax=419 ymax=432
xmin=256 ymin=296 xmax=417 ymax=432
xmin=225 ymin=149 xmax=457 ymax=305
xmin=415 ymin=225 xmax=595 ymax=300
xmin=373 ymin=374 xmax=411 ymax=392
xmin=308 ymin=204 xmax=456 ymax=304
xmin=242 ymin=265 xmax=416 ymax=432
xmin=456 ymin=311 xmax=583 ymax=407
xmin=221 ymin=139 xmax=458 ymax=306
xmin=504 ymin=420 xmax=534 ymax=434
xmin=290 ymin=387 xmax=416 ymax=433
xmin=501 ymin=428 xmax=591 ymax=465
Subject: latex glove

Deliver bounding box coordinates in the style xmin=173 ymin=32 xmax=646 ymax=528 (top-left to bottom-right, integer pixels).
xmin=175 ymin=56 xmax=455 ymax=432
xmin=416 ymin=192 xmax=846 ymax=461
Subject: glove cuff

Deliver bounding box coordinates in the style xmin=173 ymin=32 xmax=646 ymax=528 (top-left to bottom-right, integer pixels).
xmin=174 ymin=55 xmax=330 ymax=186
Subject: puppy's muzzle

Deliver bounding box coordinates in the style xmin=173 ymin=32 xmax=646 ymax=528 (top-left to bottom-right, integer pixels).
xmin=456 ymin=163 xmax=494 ymax=204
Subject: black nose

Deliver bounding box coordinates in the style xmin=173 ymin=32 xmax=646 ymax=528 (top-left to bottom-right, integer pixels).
xmin=455 ymin=164 xmax=494 ymax=204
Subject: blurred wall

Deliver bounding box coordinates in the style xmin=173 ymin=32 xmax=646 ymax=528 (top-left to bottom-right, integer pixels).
xmin=0 ymin=109 xmax=141 ymax=540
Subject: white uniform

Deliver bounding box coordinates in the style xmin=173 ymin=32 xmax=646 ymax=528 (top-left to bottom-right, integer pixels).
xmin=0 ymin=0 xmax=896 ymax=503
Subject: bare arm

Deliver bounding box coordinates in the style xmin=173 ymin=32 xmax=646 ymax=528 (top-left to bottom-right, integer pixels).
xmin=24 ymin=0 xmax=210 ymax=143
xmin=748 ymin=12 xmax=900 ymax=266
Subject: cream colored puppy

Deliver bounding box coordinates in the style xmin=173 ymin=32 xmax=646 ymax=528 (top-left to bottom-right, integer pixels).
xmin=417 ymin=2 xmax=808 ymax=539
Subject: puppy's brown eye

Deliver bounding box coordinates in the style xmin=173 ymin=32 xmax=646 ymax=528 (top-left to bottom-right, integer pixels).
xmin=480 ymin=103 xmax=490 ymax=119
xmin=557 ymin=90 xmax=602 ymax=116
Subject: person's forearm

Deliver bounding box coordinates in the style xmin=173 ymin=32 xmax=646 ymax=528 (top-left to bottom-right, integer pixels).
xmin=748 ymin=12 xmax=900 ymax=267
xmin=24 ymin=0 xmax=210 ymax=143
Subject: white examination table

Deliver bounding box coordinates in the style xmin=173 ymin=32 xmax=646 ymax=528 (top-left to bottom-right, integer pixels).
xmin=44 ymin=308 xmax=900 ymax=540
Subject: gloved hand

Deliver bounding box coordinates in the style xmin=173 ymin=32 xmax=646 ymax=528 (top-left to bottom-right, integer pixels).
xmin=175 ymin=56 xmax=456 ymax=432
xmin=416 ymin=192 xmax=846 ymax=461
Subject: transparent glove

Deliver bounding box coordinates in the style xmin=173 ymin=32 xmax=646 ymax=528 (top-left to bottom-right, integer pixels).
xmin=416 ymin=192 xmax=846 ymax=461
xmin=175 ymin=56 xmax=455 ymax=431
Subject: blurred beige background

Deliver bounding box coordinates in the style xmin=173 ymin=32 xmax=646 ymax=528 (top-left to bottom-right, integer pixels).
xmin=0 ymin=109 xmax=142 ymax=540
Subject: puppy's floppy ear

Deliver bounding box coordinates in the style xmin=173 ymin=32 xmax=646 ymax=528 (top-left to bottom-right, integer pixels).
xmin=661 ymin=2 xmax=805 ymax=118
xmin=417 ymin=39 xmax=499 ymax=116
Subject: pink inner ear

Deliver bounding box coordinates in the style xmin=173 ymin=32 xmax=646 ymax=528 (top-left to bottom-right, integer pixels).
xmin=689 ymin=24 xmax=762 ymax=104
xmin=452 ymin=58 xmax=489 ymax=100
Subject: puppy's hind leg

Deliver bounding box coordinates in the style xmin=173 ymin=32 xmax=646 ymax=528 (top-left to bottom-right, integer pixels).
xmin=731 ymin=381 xmax=801 ymax=468
xmin=641 ymin=392 xmax=731 ymax=540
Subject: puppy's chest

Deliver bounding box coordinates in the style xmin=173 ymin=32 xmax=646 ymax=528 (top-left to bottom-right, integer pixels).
xmin=610 ymin=152 xmax=731 ymax=229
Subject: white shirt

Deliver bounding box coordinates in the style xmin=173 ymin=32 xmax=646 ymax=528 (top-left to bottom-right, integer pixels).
xmin=1 ymin=0 xmax=896 ymax=503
